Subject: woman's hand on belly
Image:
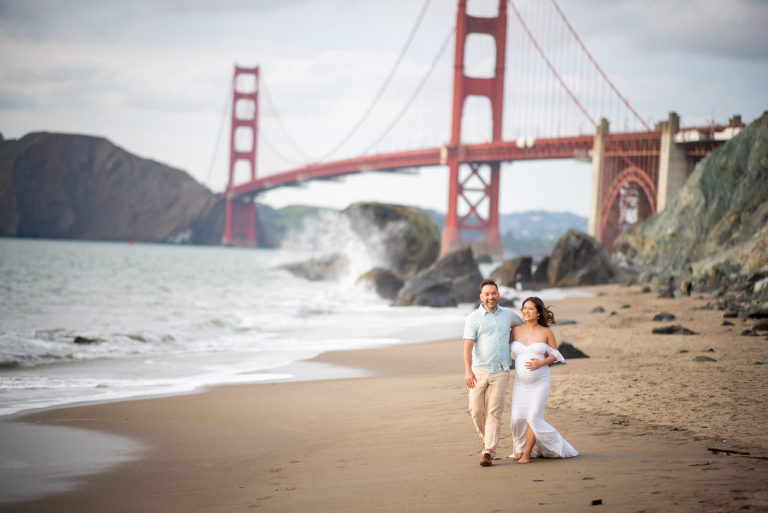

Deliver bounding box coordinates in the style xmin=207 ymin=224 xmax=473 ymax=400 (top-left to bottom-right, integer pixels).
xmin=524 ymin=357 xmax=544 ymax=371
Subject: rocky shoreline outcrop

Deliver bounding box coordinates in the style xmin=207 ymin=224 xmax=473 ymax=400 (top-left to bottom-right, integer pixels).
xmin=394 ymin=247 xmax=483 ymax=307
xmin=614 ymin=111 xmax=768 ymax=310
xmin=343 ymin=202 xmax=440 ymax=279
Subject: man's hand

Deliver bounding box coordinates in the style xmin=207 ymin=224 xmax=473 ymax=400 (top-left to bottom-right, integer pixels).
xmin=465 ymin=369 xmax=477 ymax=388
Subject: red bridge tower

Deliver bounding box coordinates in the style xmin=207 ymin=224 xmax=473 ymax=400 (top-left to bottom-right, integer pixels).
xmin=441 ymin=0 xmax=507 ymax=257
xmin=222 ymin=66 xmax=259 ymax=246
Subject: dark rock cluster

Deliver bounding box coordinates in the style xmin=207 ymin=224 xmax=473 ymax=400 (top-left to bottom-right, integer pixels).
xmin=485 ymin=230 xmax=618 ymax=293
xmin=394 ymin=247 xmax=483 ymax=307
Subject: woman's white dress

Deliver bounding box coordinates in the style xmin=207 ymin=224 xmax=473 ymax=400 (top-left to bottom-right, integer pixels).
xmin=510 ymin=341 xmax=578 ymax=458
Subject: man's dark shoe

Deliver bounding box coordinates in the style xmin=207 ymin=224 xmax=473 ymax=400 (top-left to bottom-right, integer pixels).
xmin=480 ymin=453 xmax=493 ymax=466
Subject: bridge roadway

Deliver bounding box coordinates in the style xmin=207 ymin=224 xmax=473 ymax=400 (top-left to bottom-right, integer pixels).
xmin=230 ymin=121 xmax=737 ymax=198
xmin=231 ymin=134 xmax=602 ymax=196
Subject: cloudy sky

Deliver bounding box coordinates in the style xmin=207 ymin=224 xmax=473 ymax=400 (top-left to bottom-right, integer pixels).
xmin=1 ymin=0 xmax=766 ymax=217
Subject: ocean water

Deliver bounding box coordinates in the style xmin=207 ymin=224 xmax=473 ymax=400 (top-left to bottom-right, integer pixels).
xmin=0 ymin=228 xmax=590 ymax=418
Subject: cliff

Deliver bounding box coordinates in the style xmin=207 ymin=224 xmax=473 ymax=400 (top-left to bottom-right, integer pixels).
xmin=615 ymin=112 xmax=768 ymax=292
xmin=0 ymin=132 xmax=218 ymax=243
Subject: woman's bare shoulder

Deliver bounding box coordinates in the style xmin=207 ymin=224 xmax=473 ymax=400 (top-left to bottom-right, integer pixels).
xmin=544 ymin=326 xmax=557 ymax=347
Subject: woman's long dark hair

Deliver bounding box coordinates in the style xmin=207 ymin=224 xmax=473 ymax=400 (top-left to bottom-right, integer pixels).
xmin=523 ymin=296 xmax=556 ymax=327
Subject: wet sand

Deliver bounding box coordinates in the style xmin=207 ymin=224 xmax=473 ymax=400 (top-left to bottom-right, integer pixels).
xmin=2 ymin=284 xmax=767 ymax=512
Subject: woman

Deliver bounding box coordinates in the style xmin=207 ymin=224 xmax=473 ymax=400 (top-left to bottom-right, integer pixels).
xmin=509 ymin=296 xmax=578 ymax=463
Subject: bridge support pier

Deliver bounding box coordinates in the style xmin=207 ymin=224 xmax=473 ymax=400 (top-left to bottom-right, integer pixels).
xmin=656 ymin=111 xmax=687 ymax=213
xmin=587 ymin=118 xmax=608 ymax=238
xmin=223 ymin=195 xmax=257 ymax=246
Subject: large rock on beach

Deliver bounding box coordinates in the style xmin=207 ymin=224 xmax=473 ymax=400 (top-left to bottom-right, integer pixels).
xmin=395 ymin=247 xmax=482 ymax=307
xmin=342 ymin=202 xmax=440 ymax=279
xmin=548 ymin=230 xmax=617 ymax=286
xmin=531 ymin=256 xmax=550 ymax=284
xmin=393 ymin=274 xmax=457 ymax=307
xmin=558 ymin=342 xmax=589 ymax=359
xmin=488 ymin=256 xmax=532 ymax=287
xmin=357 ymin=268 xmax=405 ymax=300
xmin=651 ymin=325 xmax=698 ymax=335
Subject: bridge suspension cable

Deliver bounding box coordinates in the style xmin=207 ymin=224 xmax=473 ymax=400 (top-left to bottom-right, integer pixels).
xmin=549 ymin=0 xmax=651 ymax=131
xmin=261 ymin=80 xmax=314 ymax=163
xmin=316 ymin=0 xmax=433 ymax=162
xmin=508 ymin=0 xmax=597 ymax=129
xmin=204 ymin=82 xmax=232 ymax=188
xmin=361 ymin=25 xmax=455 ymax=156
xmin=260 ymin=131 xmax=303 ymax=168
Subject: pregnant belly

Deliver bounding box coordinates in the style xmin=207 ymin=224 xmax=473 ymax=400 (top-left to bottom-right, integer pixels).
xmin=514 ymin=357 xmax=548 ymax=384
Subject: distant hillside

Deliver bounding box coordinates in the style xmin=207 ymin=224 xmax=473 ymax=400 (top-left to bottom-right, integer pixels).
xmin=499 ymin=211 xmax=587 ymax=241
xmin=0 ymin=132 xmax=218 ymax=242
xmin=425 ymin=208 xmax=587 ymax=257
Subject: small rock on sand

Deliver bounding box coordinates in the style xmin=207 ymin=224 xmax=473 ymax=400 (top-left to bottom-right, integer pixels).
xmin=652 ymin=325 xmax=698 ymax=335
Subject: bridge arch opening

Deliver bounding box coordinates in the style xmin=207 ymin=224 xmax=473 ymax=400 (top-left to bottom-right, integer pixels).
xmin=232 ymin=160 xmax=253 ymax=185
xmin=460 ymin=96 xmax=493 ymax=143
xmin=235 ymin=73 xmax=257 ymax=94
xmin=466 ymin=0 xmax=499 ymax=17
xmin=233 ymin=126 xmax=254 ymax=153
xmin=599 ymin=167 xmax=656 ymax=251
xmin=465 ymin=33 xmax=497 ymax=79
xmin=235 ymin=98 xmax=255 ymax=119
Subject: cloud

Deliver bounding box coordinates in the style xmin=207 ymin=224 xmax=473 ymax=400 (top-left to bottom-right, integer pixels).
xmin=0 ymin=88 xmax=36 ymax=110
xmin=561 ymin=0 xmax=768 ymax=61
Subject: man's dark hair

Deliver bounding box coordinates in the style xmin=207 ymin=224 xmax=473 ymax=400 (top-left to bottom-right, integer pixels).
xmin=480 ymin=278 xmax=498 ymax=291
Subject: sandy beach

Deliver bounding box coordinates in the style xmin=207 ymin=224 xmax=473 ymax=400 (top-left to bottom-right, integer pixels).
xmin=2 ymin=284 xmax=767 ymax=512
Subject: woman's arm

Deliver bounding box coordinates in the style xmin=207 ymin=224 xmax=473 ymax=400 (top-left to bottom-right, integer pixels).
xmin=543 ymin=327 xmax=565 ymax=364
xmin=546 ymin=327 xmax=558 ymax=351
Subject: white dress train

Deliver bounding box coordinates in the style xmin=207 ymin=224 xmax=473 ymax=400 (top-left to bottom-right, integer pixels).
xmin=509 ymin=341 xmax=578 ymax=459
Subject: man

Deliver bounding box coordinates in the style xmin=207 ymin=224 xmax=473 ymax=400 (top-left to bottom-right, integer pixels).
xmin=463 ymin=278 xmax=523 ymax=466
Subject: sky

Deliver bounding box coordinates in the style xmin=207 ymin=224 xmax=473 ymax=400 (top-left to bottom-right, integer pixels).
xmin=1 ymin=0 xmax=766 ymax=218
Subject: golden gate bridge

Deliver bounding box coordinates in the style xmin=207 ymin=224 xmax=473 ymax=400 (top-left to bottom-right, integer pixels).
xmin=215 ymin=0 xmax=743 ymax=255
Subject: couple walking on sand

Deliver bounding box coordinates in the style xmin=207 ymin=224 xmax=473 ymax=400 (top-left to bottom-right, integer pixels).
xmin=463 ymin=278 xmax=578 ymax=466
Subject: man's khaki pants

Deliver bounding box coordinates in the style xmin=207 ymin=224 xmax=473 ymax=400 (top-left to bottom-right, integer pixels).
xmin=468 ymin=369 xmax=510 ymax=458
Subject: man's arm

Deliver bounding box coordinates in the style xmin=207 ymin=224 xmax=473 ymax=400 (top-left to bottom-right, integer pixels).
xmin=463 ymin=338 xmax=477 ymax=388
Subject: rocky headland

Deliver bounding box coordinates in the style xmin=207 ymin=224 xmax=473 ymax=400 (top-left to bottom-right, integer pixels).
xmin=614 ymin=111 xmax=768 ymax=312
xmin=0 ymin=132 xmax=222 ymax=243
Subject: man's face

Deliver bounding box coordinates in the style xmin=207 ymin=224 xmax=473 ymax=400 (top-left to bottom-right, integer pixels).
xmin=479 ymin=284 xmax=499 ymax=312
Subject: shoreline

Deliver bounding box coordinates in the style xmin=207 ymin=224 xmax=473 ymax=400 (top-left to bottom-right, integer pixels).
xmin=0 ymin=285 xmax=589 ymax=419
xmin=1 ymin=284 xmax=767 ymax=511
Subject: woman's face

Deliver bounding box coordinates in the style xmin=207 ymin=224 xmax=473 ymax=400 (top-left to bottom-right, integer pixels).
xmin=521 ymin=301 xmax=539 ymax=323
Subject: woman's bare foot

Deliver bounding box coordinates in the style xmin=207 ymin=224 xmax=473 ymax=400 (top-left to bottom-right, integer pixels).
xmin=510 ymin=452 xmax=522 ymax=460
xmin=516 ymin=455 xmax=532 ymax=464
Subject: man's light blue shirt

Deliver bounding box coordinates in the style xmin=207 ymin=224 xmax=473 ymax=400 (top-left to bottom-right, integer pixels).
xmin=463 ymin=305 xmax=523 ymax=373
